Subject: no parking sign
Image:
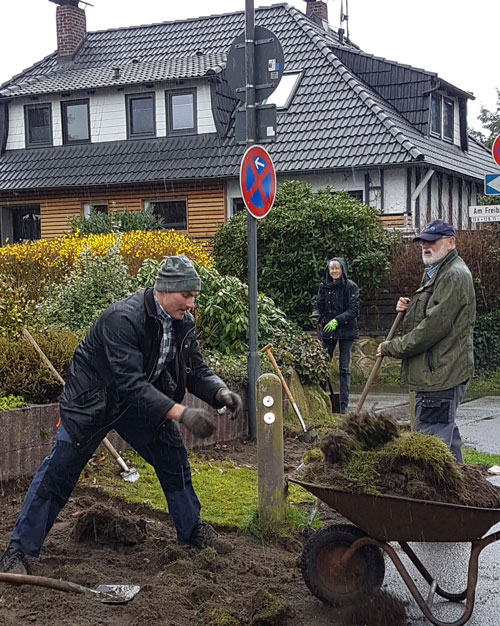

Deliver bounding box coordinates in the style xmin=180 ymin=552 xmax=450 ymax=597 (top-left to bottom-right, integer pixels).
xmin=240 ymin=145 xmax=276 ymax=219
xmin=492 ymin=135 xmax=500 ymax=168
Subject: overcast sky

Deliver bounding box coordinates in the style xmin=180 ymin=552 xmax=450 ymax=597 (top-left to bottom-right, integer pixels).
xmin=0 ymin=0 xmax=497 ymax=132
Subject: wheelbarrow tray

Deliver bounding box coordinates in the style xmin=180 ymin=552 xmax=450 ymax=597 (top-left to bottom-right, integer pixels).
xmin=290 ymin=478 xmax=500 ymax=542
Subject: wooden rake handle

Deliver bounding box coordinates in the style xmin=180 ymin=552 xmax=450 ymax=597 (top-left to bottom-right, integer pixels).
xmin=21 ymin=329 xmax=131 ymax=474
xmin=260 ymin=343 xmax=295 ymax=405
xmin=355 ymin=311 xmax=405 ymax=412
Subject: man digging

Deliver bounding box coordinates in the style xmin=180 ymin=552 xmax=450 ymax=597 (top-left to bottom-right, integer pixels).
xmin=2 ymin=255 xmax=242 ymax=574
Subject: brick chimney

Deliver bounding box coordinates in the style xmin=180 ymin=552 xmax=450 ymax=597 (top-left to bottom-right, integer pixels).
xmin=304 ymin=0 xmax=328 ymax=22
xmin=50 ymin=0 xmax=86 ymax=60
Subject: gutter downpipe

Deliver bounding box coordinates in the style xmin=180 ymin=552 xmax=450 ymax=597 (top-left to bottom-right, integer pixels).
xmin=410 ymin=168 xmax=435 ymax=230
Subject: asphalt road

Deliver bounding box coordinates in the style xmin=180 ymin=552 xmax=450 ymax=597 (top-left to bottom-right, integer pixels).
xmin=347 ymin=392 xmax=500 ymax=625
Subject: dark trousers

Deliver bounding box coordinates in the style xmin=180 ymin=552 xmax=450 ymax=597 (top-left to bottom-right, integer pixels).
xmin=8 ymin=408 xmax=201 ymax=558
xmin=322 ymin=338 xmax=354 ymax=411
xmin=414 ymin=381 xmax=468 ymax=463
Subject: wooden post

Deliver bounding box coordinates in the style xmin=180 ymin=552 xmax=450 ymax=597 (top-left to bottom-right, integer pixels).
xmin=257 ymin=373 xmax=285 ymax=529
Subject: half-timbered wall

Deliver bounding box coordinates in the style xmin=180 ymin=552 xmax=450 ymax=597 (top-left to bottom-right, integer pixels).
xmin=410 ymin=168 xmax=478 ymax=231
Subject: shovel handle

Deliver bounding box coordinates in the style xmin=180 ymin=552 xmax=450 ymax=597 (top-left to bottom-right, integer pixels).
xmin=355 ymin=311 xmax=405 ymax=412
xmin=0 ymin=572 xmax=87 ymax=595
xmin=22 ymin=329 xmax=65 ymax=386
xmin=261 ymin=344 xmax=308 ymax=433
xmin=22 ymin=329 xmax=132 ymax=474
xmin=260 ymin=344 xmax=295 ymax=405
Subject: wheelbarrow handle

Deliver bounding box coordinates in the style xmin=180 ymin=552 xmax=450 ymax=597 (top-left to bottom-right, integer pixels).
xmin=355 ymin=311 xmax=404 ymax=412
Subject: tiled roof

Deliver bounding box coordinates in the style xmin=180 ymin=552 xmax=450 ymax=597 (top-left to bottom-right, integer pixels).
xmin=0 ymin=3 xmax=493 ymax=190
xmin=0 ymin=52 xmax=227 ymax=97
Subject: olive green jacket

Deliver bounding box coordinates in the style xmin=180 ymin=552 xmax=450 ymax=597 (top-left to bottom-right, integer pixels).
xmin=381 ymin=249 xmax=475 ymax=391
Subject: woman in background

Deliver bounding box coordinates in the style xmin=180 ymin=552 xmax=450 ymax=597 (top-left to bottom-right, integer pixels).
xmin=313 ymin=258 xmax=359 ymax=413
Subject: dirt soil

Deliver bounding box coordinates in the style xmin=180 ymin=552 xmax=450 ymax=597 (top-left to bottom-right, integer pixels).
xmin=0 ymin=436 xmax=411 ymax=626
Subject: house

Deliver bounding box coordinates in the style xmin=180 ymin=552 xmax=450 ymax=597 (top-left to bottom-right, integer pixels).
xmin=0 ymin=0 xmax=493 ymax=245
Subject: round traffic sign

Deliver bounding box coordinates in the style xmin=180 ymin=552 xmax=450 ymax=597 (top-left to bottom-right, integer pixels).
xmin=240 ymin=145 xmax=276 ymax=219
xmin=493 ymin=136 xmax=500 ymax=168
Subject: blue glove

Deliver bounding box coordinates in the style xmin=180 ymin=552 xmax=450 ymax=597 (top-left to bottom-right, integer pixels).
xmin=323 ymin=319 xmax=338 ymax=333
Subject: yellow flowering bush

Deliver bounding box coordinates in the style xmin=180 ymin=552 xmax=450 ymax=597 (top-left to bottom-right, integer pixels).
xmin=0 ymin=230 xmax=212 ymax=300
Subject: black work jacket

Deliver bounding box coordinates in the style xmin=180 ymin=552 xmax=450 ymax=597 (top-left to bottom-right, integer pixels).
xmin=315 ymin=258 xmax=359 ymax=341
xmin=60 ymin=288 xmax=225 ymax=449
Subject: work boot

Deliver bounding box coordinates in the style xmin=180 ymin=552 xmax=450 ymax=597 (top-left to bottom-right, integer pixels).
xmin=186 ymin=522 xmax=234 ymax=554
xmin=1 ymin=546 xmax=30 ymax=575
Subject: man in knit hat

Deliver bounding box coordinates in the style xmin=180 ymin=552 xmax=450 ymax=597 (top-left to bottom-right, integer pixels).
xmin=377 ymin=220 xmax=475 ymax=463
xmin=2 ymin=255 xmax=242 ymax=575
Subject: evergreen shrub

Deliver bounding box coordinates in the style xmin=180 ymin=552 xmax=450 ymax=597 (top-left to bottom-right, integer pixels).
xmin=0 ymin=327 xmax=79 ymax=402
xmin=69 ymin=205 xmax=165 ymax=235
xmin=39 ymin=242 xmax=132 ymax=333
xmin=135 ymin=259 xmax=329 ymax=385
xmin=212 ymin=181 xmax=396 ymax=327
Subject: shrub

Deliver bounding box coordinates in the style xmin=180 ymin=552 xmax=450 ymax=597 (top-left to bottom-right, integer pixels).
xmin=69 ymin=205 xmax=165 ymax=236
xmin=0 ymin=275 xmax=35 ymax=340
xmin=0 ymin=394 xmax=24 ymax=411
xmin=0 ymin=230 xmax=211 ymax=301
xmin=212 ymin=181 xmax=396 ymax=327
xmin=388 ymin=226 xmax=500 ymax=316
xmin=388 ymin=226 xmax=500 ymax=373
xmin=39 ymin=242 xmax=132 ymax=332
xmin=474 ymin=311 xmax=500 ymax=373
xmin=135 ymin=259 xmax=329 ymax=385
xmin=0 ymin=327 xmax=79 ymax=402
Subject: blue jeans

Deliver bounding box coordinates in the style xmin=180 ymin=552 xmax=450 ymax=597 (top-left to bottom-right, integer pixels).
xmin=9 ymin=408 xmax=201 ymax=557
xmin=414 ymin=381 xmax=468 ymax=463
xmin=322 ymin=338 xmax=354 ymax=411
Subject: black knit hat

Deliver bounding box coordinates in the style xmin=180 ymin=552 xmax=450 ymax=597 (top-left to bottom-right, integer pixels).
xmin=154 ymin=255 xmax=201 ymax=293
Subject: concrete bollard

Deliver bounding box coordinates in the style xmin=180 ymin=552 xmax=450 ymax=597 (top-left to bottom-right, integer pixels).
xmin=256 ymin=373 xmax=286 ymax=528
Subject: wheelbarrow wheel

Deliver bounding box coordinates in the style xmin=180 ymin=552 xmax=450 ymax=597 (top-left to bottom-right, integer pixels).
xmin=300 ymin=523 xmax=385 ymax=606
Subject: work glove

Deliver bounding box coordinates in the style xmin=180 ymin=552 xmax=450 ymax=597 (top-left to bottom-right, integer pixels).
xmin=323 ymin=319 xmax=338 ymax=333
xmin=179 ymin=407 xmax=216 ymax=438
xmin=215 ymin=388 xmax=243 ymax=420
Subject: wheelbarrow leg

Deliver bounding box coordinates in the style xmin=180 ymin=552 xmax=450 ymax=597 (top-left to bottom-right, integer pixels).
xmin=358 ymin=531 xmax=500 ymax=626
xmin=342 ymin=533 xmax=500 ymax=626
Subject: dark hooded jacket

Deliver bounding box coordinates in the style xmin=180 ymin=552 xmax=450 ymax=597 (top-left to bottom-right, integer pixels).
xmin=60 ymin=287 xmax=225 ymax=450
xmin=314 ymin=257 xmax=359 ymax=341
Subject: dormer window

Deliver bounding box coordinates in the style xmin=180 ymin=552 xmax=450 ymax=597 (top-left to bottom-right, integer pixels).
xmin=62 ymin=99 xmax=90 ymax=145
xmin=126 ymin=93 xmax=156 ymax=139
xmin=25 ymin=103 xmax=53 ymax=148
xmin=166 ymin=89 xmax=196 ymax=135
xmin=430 ymin=93 xmax=454 ymax=143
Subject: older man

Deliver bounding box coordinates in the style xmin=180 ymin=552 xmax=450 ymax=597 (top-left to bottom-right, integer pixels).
xmin=2 ymin=255 xmax=242 ymax=574
xmin=377 ymin=220 xmax=476 ymax=462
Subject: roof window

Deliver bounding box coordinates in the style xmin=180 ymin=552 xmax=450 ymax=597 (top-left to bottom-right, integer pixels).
xmin=263 ymin=72 xmax=302 ymax=109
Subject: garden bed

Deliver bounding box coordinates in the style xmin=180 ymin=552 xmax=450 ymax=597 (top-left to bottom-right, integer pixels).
xmin=0 ymin=391 xmax=248 ymax=483
xmin=0 ymin=436 xmax=408 ymax=626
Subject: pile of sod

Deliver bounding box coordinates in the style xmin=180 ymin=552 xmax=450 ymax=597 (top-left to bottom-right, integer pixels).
xmin=301 ymin=411 xmax=500 ymax=509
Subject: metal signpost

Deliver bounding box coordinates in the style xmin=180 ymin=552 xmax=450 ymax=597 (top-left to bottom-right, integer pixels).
xmin=227 ymin=0 xmax=283 ymax=439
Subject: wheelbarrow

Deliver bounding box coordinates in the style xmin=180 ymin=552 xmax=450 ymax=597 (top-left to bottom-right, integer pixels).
xmin=289 ymin=478 xmax=500 ymax=626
